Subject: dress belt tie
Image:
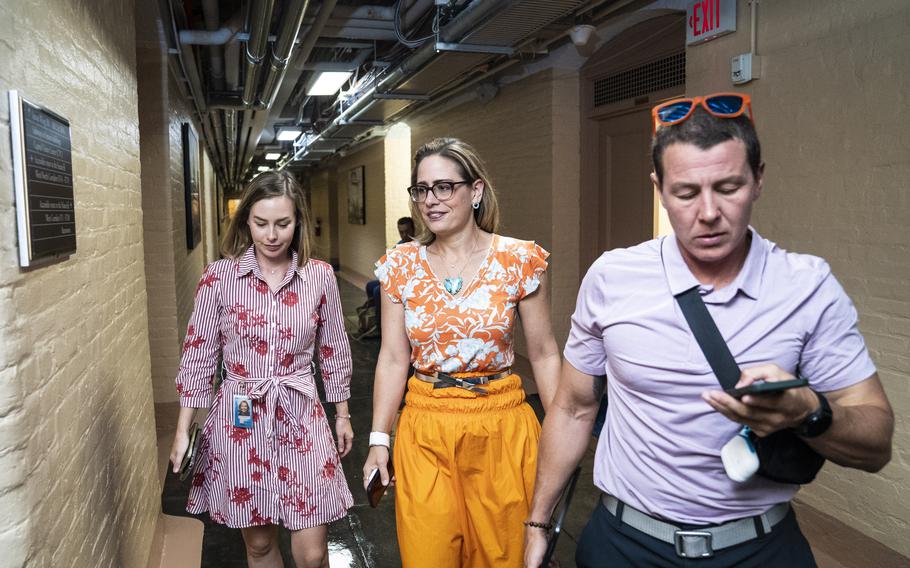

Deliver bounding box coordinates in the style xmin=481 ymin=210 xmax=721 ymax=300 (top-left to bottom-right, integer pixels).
xmin=224 ymin=370 xmax=317 ymax=439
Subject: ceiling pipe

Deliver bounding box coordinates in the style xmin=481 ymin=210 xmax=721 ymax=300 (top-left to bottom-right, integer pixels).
xmin=394 ymin=0 xmax=649 ymax=124
xmin=226 ymin=109 xmax=237 ymax=175
xmin=259 ymin=0 xmax=311 ymax=108
xmin=402 ymin=0 xmax=434 ymax=30
xmin=202 ymin=0 xmax=224 ymax=90
xmin=302 ymin=47 xmax=372 ymax=72
xmin=179 ymin=27 xmax=236 ymax=44
xmin=237 ymin=0 xmax=338 ymax=178
xmin=334 ymin=5 xmax=395 ymax=21
xmin=236 ymin=0 xmax=315 ymax=180
xmin=335 ymin=0 xmax=514 ymax=123
xmin=241 ymin=0 xmax=276 ymax=106
xmin=162 ymin=0 xmax=231 ymax=183
xmin=319 ymin=25 xmax=397 ymax=41
xmin=283 ymin=0 xmax=515 ymax=167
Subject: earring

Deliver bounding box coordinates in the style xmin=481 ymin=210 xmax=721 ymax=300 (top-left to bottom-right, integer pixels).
xmin=472 ymin=202 xmax=480 ymax=210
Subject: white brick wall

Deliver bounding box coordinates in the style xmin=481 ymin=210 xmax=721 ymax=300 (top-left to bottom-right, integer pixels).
xmin=687 ymin=0 xmax=910 ymax=555
xmin=0 ymin=1 xmax=159 ymax=566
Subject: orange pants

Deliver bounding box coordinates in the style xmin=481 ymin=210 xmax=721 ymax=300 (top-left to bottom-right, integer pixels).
xmin=394 ymin=374 xmax=541 ymax=567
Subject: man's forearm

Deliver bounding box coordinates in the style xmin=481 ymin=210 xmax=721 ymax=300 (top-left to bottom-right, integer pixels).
xmin=527 ymin=396 xmax=599 ymax=521
xmin=806 ymin=402 xmax=893 ymax=472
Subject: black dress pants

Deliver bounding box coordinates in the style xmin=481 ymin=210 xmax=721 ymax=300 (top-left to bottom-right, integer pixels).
xmin=576 ymin=500 xmax=817 ymax=568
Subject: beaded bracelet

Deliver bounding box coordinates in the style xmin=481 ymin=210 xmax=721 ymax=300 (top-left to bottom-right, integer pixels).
xmin=523 ymin=520 xmax=553 ymax=531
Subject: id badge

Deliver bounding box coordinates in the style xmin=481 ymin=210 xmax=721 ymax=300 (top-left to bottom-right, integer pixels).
xmin=720 ymin=426 xmax=759 ymax=482
xmin=233 ymin=394 xmax=253 ymax=429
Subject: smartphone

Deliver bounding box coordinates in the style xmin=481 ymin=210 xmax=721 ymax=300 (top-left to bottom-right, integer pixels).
xmin=366 ymin=461 xmax=394 ymax=508
xmin=725 ymin=378 xmax=809 ymax=399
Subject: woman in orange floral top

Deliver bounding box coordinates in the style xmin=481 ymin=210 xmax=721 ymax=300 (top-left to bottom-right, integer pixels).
xmin=362 ymin=138 xmax=561 ymax=567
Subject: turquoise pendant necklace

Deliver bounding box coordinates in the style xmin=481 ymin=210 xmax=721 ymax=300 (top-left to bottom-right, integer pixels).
xmin=444 ymin=277 xmax=464 ymax=295
xmin=436 ymin=233 xmax=478 ymax=296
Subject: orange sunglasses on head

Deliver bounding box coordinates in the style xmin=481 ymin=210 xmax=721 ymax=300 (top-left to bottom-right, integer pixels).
xmin=651 ymin=92 xmax=753 ymax=134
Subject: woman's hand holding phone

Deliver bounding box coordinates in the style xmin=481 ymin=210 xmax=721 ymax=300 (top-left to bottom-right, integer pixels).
xmin=363 ymin=445 xmax=395 ymax=507
xmin=169 ymin=429 xmax=190 ymax=474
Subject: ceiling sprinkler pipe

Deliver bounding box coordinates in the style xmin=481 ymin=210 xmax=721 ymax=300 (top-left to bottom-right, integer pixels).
xmin=259 ymin=0 xmax=311 ymax=108
xmin=241 ymin=0 xmax=276 ymax=106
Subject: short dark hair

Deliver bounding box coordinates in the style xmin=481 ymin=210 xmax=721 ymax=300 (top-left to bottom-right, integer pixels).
xmin=396 ymin=216 xmax=414 ymax=228
xmin=651 ymin=107 xmax=762 ymax=186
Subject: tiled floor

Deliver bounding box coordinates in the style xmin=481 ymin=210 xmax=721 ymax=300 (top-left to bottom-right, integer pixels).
xmin=150 ymin=276 xmax=910 ymax=567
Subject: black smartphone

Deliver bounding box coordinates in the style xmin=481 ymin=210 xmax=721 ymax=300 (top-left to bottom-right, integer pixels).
xmin=725 ymin=378 xmax=809 ymax=399
xmin=366 ymin=460 xmax=394 ymax=508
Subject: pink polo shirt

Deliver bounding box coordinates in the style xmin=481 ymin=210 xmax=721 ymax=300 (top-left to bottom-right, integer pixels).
xmin=564 ymin=228 xmax=875 ymax=524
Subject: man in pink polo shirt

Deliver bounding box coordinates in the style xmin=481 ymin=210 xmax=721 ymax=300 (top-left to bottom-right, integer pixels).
xmin=524 ymin=95 xmax=894 ymax=567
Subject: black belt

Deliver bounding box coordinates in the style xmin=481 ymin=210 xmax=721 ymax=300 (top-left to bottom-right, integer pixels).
xmin=414 ymin=369 xmax=511 ymax=395
xmin=602 ymin=494 xmax=790 ymax=558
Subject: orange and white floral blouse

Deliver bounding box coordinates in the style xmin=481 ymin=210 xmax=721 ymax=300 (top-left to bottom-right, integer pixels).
xmin=375 ymin=234 xmax=549 ymax=374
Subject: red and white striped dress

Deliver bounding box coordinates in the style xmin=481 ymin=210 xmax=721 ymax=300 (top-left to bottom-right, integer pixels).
xmin=176 ymin=245 xmax=354 ymax=529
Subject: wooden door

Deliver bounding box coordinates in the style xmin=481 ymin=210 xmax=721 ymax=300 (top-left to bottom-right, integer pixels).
xmin=596 ymin=106 xmax=654 ymax=252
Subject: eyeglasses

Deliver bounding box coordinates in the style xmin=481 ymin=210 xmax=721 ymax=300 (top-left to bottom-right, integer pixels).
xmin=651 ymin=93 xmax=753 ymax=134
xmin=407 ymin=180 xmax=472 ymax=203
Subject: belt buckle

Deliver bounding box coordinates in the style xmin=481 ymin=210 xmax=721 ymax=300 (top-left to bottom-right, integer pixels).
xmin=433 ymin=373 xmax=488 ymax=395
xmin=674 ymin=530 xmax=714 ymax=558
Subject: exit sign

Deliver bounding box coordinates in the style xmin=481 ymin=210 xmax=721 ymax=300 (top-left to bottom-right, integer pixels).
xmin=686 ymin=0 xmax=736 ymax=46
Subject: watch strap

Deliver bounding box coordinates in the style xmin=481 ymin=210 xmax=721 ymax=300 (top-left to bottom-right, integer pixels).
xmin=796 ymin=391 xmax=832 ymax=438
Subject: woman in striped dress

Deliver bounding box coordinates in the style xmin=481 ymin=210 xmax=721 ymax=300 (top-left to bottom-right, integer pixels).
xmin=169 ymin=170 xmax=354 ymax=568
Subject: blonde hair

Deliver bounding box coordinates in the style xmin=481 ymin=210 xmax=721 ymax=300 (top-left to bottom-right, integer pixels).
xmin=409 ymin=138 xmax=500 ymax=245
xmin=221 ymin=170 xmax=312 ymax=266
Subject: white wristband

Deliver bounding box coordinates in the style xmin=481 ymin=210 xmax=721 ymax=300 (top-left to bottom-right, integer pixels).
xmin=369 ymin=431 xmax=391 ymax=447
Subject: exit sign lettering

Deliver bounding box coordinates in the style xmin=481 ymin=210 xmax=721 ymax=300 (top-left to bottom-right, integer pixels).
xmin=686 ymin=0 xmax=736 ymax=46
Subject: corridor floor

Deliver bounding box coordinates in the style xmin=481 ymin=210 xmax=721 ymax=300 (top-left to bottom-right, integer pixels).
xmin=155 ymin=278 xmax=910 ymax=568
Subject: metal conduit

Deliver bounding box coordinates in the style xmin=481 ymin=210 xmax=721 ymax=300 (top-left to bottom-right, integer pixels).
xmin=259 ymin=0 xmax=311 ymax=108
xmin=241 ymin=0 xmax=276 ymax=106
xmin=237 ymin=0 xmax=338 ymax=179
xmin=284 ymin=0 xmax=516 ymax=166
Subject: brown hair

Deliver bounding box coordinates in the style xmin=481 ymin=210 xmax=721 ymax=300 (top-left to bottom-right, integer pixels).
xmin=221 ymin=170 xmax=312 ymax=266
xmin=409 ymin=138 xmax=500 ymax=245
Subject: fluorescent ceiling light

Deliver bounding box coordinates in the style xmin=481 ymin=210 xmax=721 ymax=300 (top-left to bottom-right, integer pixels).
xmin=265 ymin=153 xmax=282 ymax=160
xmin=277 ymin=127 xmax=302 ymax=141
xmin=307 ymin=71 xmax=352 ymax=96
xmin=257 ymin=166 xmax=269 ymax=172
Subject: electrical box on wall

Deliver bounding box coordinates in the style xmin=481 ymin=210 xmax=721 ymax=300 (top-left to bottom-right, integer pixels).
xmin=732 ymin=53 xmax=761 ymax=84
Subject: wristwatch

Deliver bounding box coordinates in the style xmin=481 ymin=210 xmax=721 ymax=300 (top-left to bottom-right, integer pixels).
xmin=795 ymin=391 xmax=833 ymax=438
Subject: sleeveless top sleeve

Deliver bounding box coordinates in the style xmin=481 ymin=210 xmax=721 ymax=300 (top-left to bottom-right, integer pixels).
xmin=512 ymin=240 xmax=549 ymax=300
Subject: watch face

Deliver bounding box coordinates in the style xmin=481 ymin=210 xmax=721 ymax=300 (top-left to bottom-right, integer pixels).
xmin=799 ymin=392 xmax=833 ymax=438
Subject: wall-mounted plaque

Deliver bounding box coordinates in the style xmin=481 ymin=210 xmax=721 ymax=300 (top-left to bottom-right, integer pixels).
xmin=8 ymin=91 xmax=76 ymax=267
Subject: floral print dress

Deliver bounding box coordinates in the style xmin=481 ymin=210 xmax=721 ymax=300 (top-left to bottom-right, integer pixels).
xmin=375 ymin=234 xmax=549 ymax=373
xmin=176 ymin=245 xmax=354 ymax=529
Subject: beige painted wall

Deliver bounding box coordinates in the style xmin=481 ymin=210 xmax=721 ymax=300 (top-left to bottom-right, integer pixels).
xmin=0 ymin=0 xmax=160 ymax=565
xmin=335 ymin=140 xmax=387 ymax=280
xmin=137 ymin=12 xmax=209 ymax=405
xmin=685 ymin=0 xmax=910 ymax=555
xmin=308 ymin=168 xmax=338 ymax=265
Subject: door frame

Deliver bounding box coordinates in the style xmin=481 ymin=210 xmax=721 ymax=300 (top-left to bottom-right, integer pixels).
xmin=579 ymin=13 xmax=686 ymax=273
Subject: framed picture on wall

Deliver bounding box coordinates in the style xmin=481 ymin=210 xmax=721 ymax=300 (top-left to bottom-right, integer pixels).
xmin=347 ymin=166 xmax=365 ymax=225
xmin=182 ymin=122 xmax=202 ymax=249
